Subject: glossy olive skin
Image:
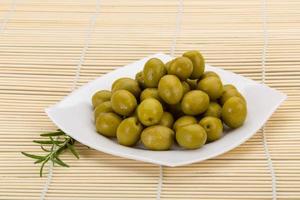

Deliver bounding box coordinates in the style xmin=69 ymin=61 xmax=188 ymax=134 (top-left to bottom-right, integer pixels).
xmin=182 ymin=81 xmax=191 ymax=96
xmin=96 ymin=112 xmax=122 ymax=137
xmin=140 ymin=88 xmax=161 ymax=102
xmin=141 ymin=125 xmax=174 ymax=150
xmin=137 ymin=98 xmax=163 ymax=126
xmin=199 ymin=116 xmax=223 ymax=142
xmin=111 ymin=90 xmax=137 ymax=116
xmin=117 ymin=117 xmax=143 ymax=146
xmin=159 ymin=112 xmax=174 ymax=128
xmin=220 ymin=88 xmax=246 ymax=105
xmin=222 ymin=97 xmax=247 ymax=128
xmin=158 ymin=75 xmax=183 ymax=105
xmin=112 ymin=77 xmax=141 ymax=98
xmin=135 ymin=71 xmax=146 ymax=89
xmin=183 ymin=50 xmax=205 ymax=79
xmin=223 ymin=84 xmax=236 ymax=92
xmin=186 ymin=79 xmax=198 ymax=90
xmin=168 ymin=57 xmax=193 ymax=80
xmin=173 ymin=115 xmax=197 ymax=131
xmin=92 ymin=90 xmax=112 ymax=108
xmin=181 ymin=90 xmax=209 ymax=115
xmin=94 ymin=101 xmax=113 ymax=119
xmin=143 ymin=58 xmax=166 ymax=87
xmin=203 ymin=102 xmax=222 ymax=118
xmin=176 ymin=124 xmax=207 ymax=149
xmin=198 ymin=77 xmax=223 ymax=100
xmin=165 ymin=60 xmax=174 ymax=72
xmin=201 ymin=71 xmax=220 ymax=80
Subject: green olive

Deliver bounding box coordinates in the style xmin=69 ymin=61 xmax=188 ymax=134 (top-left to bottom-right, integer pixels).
xmin=220 ymin=88 xmax=246 ymax=105
xmin=137 ymin=98 xmax=163 ymax=126
xmin=186 ymin=79 xmax=198 ymax=90
xmin=203 ymin=102 xmax=222 ymax=118
xmin=135 ymin=71 xmax=146 ymax=89
xmin=223 ymin=84 xmax=236 ymax=92
xmin=94 ymin=101 xmax=113 ymax=119
xmin=183 ymin=50 xmax=205 ymax=79
xmin=159 ymin=112 xmax=174 ymax=128
xmin=140 ymin=88 xmax=161 ymax=102
xmin=111 ymin=90 xmax=137 ymax=116
xmin=199 ymin=116 xmax=223 ymax=142
xmin=201 ymin=71 xmax=220 ymax=79
xmin=181 ymin=90 xmax=209 ymax=115
xmin=173 ymin=115 xmax=197 ymax=132
xmin=116 ymin=117 xmax=143 ymax=146
xmin=222 ymin=97 xmax=247 ymax=128
xmin=158 ymin=75 xmax=183 ymax=105
xmin=143 ymin=58 xmax=166 ymax=87
xmin=96 ymin=112 xmax=122 ymax=137
xmin=197 ymin=77 xmax=223 ymax=100
xmin=176 ymin=124 xmax=207 ymax=149
xmin=182 ymin=81 xmax=191 ymax=96
xmin=92 ymin=90 xmax=112 ymax=108
xmin=165 ymin=59 xmax=174 ymax=72
xmin=168 ymin=57 xmax=193 ymax=80
xmin=141 ymin=125 xmax=174 ymax=150
xmin=112 ymin=77 xmax=141 ymax=98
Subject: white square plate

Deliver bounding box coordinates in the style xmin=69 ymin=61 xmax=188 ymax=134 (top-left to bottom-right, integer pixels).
xmin=46 ymin=53 xmax=286 ymax=167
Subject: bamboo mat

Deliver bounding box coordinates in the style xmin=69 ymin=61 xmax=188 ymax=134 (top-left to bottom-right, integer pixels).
xmin=0 ymin=0 xmax=299 ymax=199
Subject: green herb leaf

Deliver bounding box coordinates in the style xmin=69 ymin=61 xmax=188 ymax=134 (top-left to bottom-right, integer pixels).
xmin=67 ymin=143 xmax=79 ymax=159
xmin=33 ymin=140 xmax=64 ymax=145
xmin=21 ymin=152 xmax=45 ymax=160
xmin=40 ymin=131 xmax=65 ymax=137
xmin=53 ymin=157 xmax=69 ymax=168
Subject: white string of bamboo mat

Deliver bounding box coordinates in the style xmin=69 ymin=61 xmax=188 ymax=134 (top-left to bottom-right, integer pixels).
xmin=39 ymin=1 xmax=101 ymax=199
xmin=261 ymin=0 xmax=277 ymax=199
xmin=156 ymin=1 xmax=183 ymax=200
xmin=0 ymin=0 xmax=17 ymax=33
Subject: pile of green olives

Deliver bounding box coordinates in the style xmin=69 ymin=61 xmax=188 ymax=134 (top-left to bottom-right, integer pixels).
xmin=92 ymin=50 xmax=247 ymax=151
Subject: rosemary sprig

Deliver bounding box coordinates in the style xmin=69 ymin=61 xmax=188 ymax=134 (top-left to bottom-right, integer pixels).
xmin=22 ymin=129 xmax=79 ymax=177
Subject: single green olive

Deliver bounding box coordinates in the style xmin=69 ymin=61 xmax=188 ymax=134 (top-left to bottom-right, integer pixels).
xmin=116 ymin=117 xmax=143 ymax=146
xmin=201 ymin=71 xmax=220 ymax=80
xmin=96 ymin=112 xmax=122 ymax=137
xmin=220 ymin=88 xmax=246 ymax=105
xmin=94 ymin=101 xmax=113 ymax=120
xmin=173 ymin=115 xmax=197 ymax=132
xmin=111 ymin=90 xmax=137 ymax=116
xmin=159 ymin=112 xmax=174 ymax=128
xmin=140 ymin=88 xmax=162 ymax=102
xmin=92 ymin=90 xmax=112 ymax=108
xmin=183 ymin=50 xmax=205 ymax=79
xmin=181 ymin=81 xmax=191 ymax=96
xmin=135 ymin=71 xmax=146 ymax=89
xmin=176 ymin=124 xmax=207 ymax=149
xmin=137 ymin=98 xmax=163 ymax=126
xmin=186 ymin=79 xmax=198 ymax=90
xmin=168 ymin=56 xmax=193 ymax=80
xmin=197 ymin=76 xmax=223 ymax=100
xmin=112 ymin=77 xmax=141 ymax=98
xmin=158 ymin=75 xmax=183 ymax=105
xmin=223 ymin=84 xmax=237 ymax=92
xmin=141 ymin=125 xmax=174 ymax=150
xmin=143 ymin=58 xmax=166 ymax=87
xmin=203 ymin=102 xmax=222 ymax=118
xmin=222 ymin=97 xmax=247 ymax=128
xmin=181 ymin=90 xmax=209 ymax=115
xmin=199 ymin=116 xmax=223 ymax=142
xmin=165 ymin=59 xmax=174 ymax=72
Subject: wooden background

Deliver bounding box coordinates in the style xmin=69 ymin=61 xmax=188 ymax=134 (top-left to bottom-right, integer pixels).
xmin=0 ymin=0 xmax=299 ymax=199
